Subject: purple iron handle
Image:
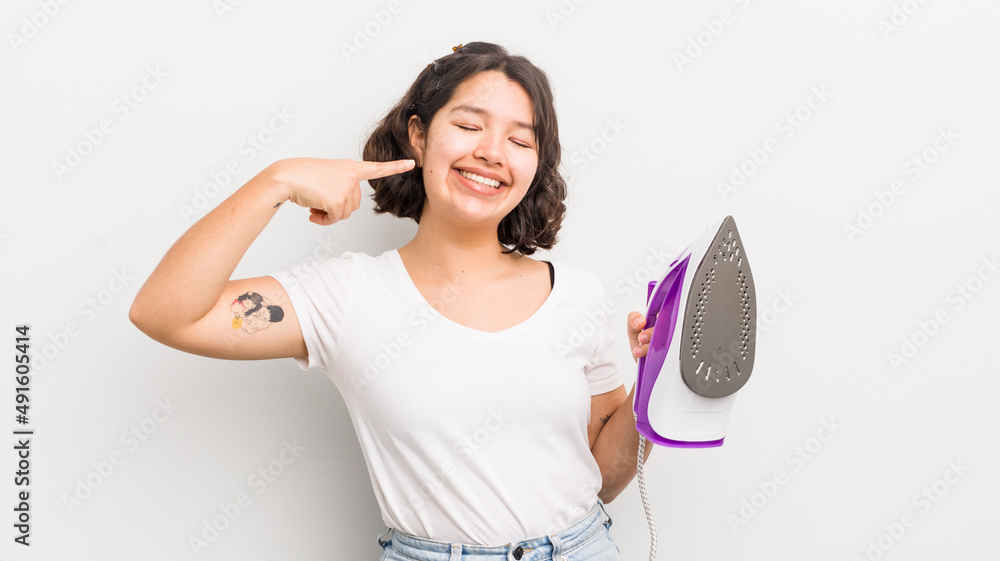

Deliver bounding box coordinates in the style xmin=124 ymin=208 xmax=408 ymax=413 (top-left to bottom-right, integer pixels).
xmin=634 ymin=257 xmax=687 ymax=436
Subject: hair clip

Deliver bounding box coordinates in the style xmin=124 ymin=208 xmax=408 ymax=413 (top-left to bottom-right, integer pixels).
xmin=426 ymin=45 xmax=464 ymax=70
xmin=425 ymin=46 xmax=464 ymax=90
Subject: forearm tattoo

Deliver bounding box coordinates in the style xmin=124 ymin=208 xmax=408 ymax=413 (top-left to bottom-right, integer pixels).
xmin=230 ymin=292 xmax=284 ymax=334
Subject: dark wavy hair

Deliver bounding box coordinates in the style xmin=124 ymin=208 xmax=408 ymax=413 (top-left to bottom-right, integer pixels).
xmin=362 ymin=42 xmax=567 ymax=256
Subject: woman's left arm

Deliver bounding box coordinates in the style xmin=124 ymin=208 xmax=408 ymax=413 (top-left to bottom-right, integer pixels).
xmin=588 ymin=311 xmax=653 ymax=504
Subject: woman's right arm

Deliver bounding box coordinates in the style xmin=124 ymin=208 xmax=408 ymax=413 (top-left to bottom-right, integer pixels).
xmin=128 ymin=157 xmax=414 ymax=361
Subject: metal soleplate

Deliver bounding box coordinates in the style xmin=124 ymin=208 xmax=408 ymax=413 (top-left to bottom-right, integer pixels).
xmin=680 ymin=216 xmax=756 ymax=398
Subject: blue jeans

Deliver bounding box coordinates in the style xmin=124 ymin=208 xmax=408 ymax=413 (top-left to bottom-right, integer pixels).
xmin=376 ymin=502 xmax=622 ymax=561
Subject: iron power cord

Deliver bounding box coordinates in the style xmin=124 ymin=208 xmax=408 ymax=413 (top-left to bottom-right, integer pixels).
xmin=633 ymin=407 xmax=657 ymax=561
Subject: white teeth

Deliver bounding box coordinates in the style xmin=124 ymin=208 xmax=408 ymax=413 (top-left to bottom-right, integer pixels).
xmin=458 ymin=169 xmax=501 ymax=189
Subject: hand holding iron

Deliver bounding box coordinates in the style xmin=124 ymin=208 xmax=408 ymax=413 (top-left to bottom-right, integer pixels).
xmin=627 ymin=311 xmax=654 ymax=362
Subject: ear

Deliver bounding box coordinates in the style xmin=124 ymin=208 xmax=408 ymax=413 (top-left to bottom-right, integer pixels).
xmin=407 ymin=114 xmax=426 ymax=167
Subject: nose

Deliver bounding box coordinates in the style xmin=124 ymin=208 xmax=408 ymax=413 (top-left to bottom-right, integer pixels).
xmin=473 ymin=130 xmax=506 ymax=166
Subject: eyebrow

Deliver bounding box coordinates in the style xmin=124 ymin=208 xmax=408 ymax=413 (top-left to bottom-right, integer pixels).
xmin=448 ymin=104 xmax=535 ymax=134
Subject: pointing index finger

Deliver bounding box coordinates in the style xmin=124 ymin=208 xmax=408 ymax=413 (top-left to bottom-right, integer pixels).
xmin=356 ymin=159 xmax=416 ymax=181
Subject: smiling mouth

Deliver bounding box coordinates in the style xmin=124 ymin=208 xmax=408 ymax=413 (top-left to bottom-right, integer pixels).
xmin=457 ymin=169 xmax=503 ymax=189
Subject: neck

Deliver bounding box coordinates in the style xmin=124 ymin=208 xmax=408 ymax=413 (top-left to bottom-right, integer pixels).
xmin=398 ymin=218 xmax=522 ymax=284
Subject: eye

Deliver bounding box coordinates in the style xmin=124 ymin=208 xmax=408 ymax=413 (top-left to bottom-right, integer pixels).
xmin=456 ymin=125 xmax=478 ymax=132
xmin=510 ymin=139 xmax=532 ymax=149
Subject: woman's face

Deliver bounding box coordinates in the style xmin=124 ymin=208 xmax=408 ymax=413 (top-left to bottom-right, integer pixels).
xmin=408 ymin=70 xmax=539 ymax=230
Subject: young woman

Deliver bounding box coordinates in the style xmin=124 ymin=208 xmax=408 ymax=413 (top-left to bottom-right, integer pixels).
xmin=130 ymin=42 xmax=654 ymax=561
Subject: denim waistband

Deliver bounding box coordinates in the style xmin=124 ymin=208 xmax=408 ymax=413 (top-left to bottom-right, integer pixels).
xmin=377 ymin=501 xmax=612 ymax=561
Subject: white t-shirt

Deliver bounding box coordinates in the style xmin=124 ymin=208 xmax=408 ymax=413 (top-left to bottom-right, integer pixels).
xmin=269 ymin=249 xmax=623 ymax=545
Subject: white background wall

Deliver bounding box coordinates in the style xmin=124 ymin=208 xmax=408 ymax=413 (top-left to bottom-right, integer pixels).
xmin=2 ymin=1 xmax=998 ymax=559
